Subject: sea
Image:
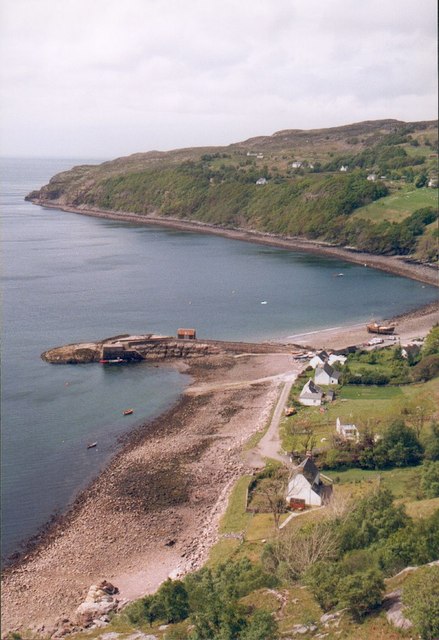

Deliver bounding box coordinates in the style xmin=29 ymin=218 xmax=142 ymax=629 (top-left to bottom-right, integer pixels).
xmin=1 ymin=157 xmax=437 ymax=561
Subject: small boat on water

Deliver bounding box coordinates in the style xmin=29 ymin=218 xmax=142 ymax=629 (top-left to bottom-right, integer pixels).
xmin=87 ymin=442 xmax=97 ymax=449
xmin=123 ymin=408 xmax=134 ymax=416
xmin=367 ymin=322 xmax=396 ymax=335
xmin=100 ymin=357 xmax=127 ymax=365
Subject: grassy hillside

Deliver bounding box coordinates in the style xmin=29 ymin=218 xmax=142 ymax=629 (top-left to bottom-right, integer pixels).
xmin=27 ymin=119 xmax=438 ymax=260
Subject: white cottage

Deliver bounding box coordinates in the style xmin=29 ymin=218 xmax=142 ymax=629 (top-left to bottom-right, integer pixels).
xmin=328 ymin=354 xmax=347 ymax=366
xmin=286 ymin=457 xmax=322 ymax=507
xmin=314 ymin=363 xmax=340 ymax=385
xmin=336 ymin=417 xmax=359 ymax=441
xmin=255 ymin=177 xmax=267 ymax=185
xmin=309 ymin=350 xmax=329 ymax=369
xmin=299 ymin=379 xmax=324 ymax=406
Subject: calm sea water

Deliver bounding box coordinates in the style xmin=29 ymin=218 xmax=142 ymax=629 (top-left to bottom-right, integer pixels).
xmin=1 ymin=157 xmax=437 ymax=560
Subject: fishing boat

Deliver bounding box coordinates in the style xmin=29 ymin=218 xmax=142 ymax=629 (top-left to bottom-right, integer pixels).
xmin=123 ymin=408 xmax=134 ymax=416
xmin=99 ymin=357 xmax=126 ymax=365
xmin=366 ymin=322 xmax=396 ymax=335
xmin=87 ymin=442 xmax=97 ymax=449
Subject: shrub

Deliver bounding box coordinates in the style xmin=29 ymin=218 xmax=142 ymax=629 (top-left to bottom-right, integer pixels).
xmin=336 ymin=569 xmax=385 ymax=621
xmin=403 ymin=566 xmax=439 ymax=639
xmin=240 ymin=610 xmax=279 ymax=640
xmin=420 ymin=460 xmax=439 ymax=498
xmin=412 ymin=354 xmax=439 ymax=382
xmin=304 ymin=561 xmax=345 ymax=611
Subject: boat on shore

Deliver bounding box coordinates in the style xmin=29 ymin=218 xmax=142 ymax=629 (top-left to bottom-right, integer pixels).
xmin=366 ymin=322 xmax=396 ymax=335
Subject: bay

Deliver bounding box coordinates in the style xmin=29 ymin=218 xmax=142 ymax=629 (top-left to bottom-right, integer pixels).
xmin=1 ymin=157 xmax=437 ymax=560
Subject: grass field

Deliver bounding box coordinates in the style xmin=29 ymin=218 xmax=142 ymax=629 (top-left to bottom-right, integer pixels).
xmin=352 ymin=185 xmax=438 ymax=223
xmin=281 ymin=377 xmax=439 ymax=453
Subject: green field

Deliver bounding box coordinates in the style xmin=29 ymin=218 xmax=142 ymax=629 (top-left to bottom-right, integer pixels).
xmin=352 ymin=185 xmax=438 ymax=223
xmin=281 ymin=377 xmax=439 ymax=452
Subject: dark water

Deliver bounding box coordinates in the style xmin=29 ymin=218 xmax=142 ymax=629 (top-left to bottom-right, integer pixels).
xmin=1 ymin=157 xmax=437 ymax=560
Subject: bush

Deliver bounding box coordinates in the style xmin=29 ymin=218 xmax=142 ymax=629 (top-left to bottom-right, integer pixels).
xmin=336 ymin=569 xmax=385 ymax=621
xmin=373 ymin=419 xmax=423 ymax=468
xmin=240 ymin=610 xmax=279 ymax=640
xmin=304 ymin=561 xmax=345 ymax=611
xmin=403 ymin=566 xmax=439 ymax=639
xmin=338 ymin=488 xmax=407 ymax=552
xmin=412 ymin=354 xmax=439 ymax=382
xmin=420 ymin=460 xmax=439 ymax=498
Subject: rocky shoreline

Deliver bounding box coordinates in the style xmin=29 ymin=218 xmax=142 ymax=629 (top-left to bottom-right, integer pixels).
xmin=1 ymin=352 xmax=298 ymax=635
xmin=29 ymin=199 xmax=439 ymax=287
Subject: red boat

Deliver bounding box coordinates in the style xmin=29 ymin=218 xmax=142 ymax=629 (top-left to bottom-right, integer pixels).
xmin=99 ymin=357 xmax=126 ymax=365
xmin=123 ymin=408 xmax=134 ymax=416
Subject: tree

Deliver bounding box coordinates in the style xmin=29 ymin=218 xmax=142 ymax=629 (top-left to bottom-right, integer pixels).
xmin=155 ymin=579 xmax=189 ymax=624
xmin=422 ymin=324 xmax=439 ymax=357
xmin=403 ymin=566 xmax=439 ymax=640
xmin=420 ymin=460 xmax=439 ymax=498
xmin=336 ymin=569 xmax=385 ymax=621
xmin=259 ymin=469 xmax=288 ymax=530
xmin=270 ymin=520 xmax=340 ymax=580
xmin=305 ymin=561 xmax=345 ymax=611
xmin=373 ymin=419 xmax=423 ymax=468
xmin=424 ymin=421 xmax=439 ymax=460
xmin=240 ymin=610 xmax=278 ymax=640
xmin=338 ymin=488 xmax=407 ymax=552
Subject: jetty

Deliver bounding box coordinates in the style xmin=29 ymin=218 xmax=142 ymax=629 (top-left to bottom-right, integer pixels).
xmin=41 ymin=331 xmax=297 ymax=364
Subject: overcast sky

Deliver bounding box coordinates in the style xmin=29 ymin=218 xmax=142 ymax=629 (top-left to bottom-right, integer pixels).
xmin=0 ymin=0 xmax=437 ymax=159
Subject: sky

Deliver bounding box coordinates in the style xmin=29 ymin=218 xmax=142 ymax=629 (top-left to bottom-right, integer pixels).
xmin=0 ymin=0 xmax=437 ymax=159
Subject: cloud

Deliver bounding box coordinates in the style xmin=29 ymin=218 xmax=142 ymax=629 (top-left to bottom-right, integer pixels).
xmin=0 ymin=0 xmax=436 ymax=157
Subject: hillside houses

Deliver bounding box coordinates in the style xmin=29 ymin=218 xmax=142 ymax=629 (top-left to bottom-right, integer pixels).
xmin=315 ymin=362 xmax=340 ymax=385
xmin=299 ymin=379 xmax=324 ymax=406
xmin=286 ymin=457 xmax=332 ymax=508
xmin=336 ymin=417 xmax=359 ymax=441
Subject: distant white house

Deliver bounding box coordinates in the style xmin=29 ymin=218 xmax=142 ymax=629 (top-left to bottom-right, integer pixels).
xmin=309 ymin=162 xmax=315 ymax=169
xmin=299 ymin=379 xmax=324 ymax=406
xmin=256 ymin=154 xmax=264 ymax=159
xmin=336 ymin=417 xmax=359 ymax=442
xmin=428 ymin=178 xmax=438 ymax=188
xmin=286 ymin=457 xmax=322 ymax=507
xmin=328 ymin=354 xmax=347 ymax=366
xmin=367 ymin=174 xmax=377 ymax=181
xmin=315 ymin=363 xmax=340 ymax=386
xmin=255 ymin=177 xmax=267 ymax=185
xmin=291 ymin=161 xmax=302 ymax=168
xmin=340 ymin=165 xmax=348 ymax=172
xmin=309 ymin=350 xmax=329 ymax=369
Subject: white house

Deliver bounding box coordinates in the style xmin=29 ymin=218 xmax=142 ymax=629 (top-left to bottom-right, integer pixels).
xmin=336 ymin=417 xmax=359 ymax=441
xmin=286 ymin=457 xmax=322 ymax=507
xmin=299 ymin=379 xmax=324 ymax=406
xmin=340 ymin=165 xmax=349 ymax=172
xmin=255 ymin=177 xmax=267 ymax=185
xmin=291 ymin=161 xmax=302 ymax=168
xmin=314 ymin=363 xmax=340 ymax=386
xmin=428 ymin=178 xmax=438 ymax=188
xmin=309 ymin=350 xmax=329 ymax=369
xmin=328 ymin=354 xmax=347 ymax=366
xmin=367 ymin=174 xmax=377 ymax=181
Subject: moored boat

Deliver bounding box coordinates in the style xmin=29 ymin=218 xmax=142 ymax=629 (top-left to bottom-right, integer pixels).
xmin=123 ymin=408 xmax=134 ymax=416
xmin=366 ymin=322 xmax=396 ymax=335
xmin=99 ymin=357 xmax=127 ymax=364
xmin=87 ymin=442 xmax=97 ymax=449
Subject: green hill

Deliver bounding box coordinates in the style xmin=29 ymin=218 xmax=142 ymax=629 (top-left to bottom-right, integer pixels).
xmin=27 ymin=119 xmax=438 ymax=260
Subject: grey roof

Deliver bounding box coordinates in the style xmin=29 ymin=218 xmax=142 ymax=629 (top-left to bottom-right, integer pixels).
xmin=300 ymin=379 xmax=323 ymax=398
xmin=298 ymin=457 xmax=320 ymax=484
xmin=316 ymin=362 xmax=340 ymax=380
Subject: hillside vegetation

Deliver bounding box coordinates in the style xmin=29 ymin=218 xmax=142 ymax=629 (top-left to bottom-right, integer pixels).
xmin=27 ymin=119 xmax=438 ymax=259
